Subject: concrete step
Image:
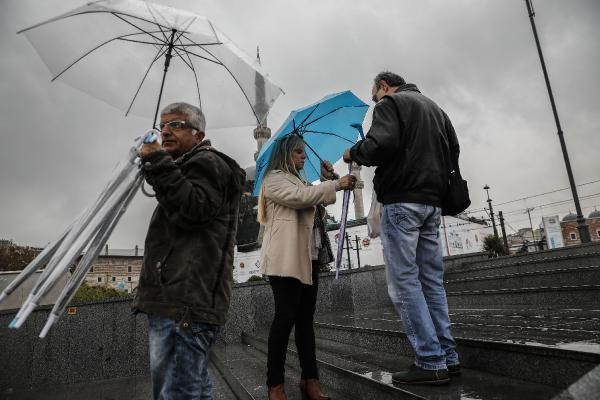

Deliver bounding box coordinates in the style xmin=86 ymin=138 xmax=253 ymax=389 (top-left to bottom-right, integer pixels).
xmin=444 ymin=265 xmax=600 ymax=292
xmin=244 ymin=331 xmax=561 ymax=400
xmin=313 ymin=309 xmax=600 ymax=390
xmin=212 ymin=342 xmax=352 ymax=400
xmin=445 ymin=252 xmax=600 ymax=280
xmin=445 ymin=242 xmax=600 ymax=273
xmin=448 ymin=308 xmax=600 ymax=345
xmin=446 ymin=284 xmax=600 ymax=308
xmin=242 ymin=332 xmax=425 ymax=400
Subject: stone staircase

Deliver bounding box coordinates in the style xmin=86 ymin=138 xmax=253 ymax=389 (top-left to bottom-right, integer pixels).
xmin=209 ymin=243 xmax=600 ymax=400
xmin=2 ymin=243 xmax=600 ymax=400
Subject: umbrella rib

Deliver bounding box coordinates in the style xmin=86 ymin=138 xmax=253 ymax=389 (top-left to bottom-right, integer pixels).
xmin=174 ymin=37 xmax=202 ymax=110
xmin=116 ymin=37 xmax=168 ymax=45
xmin=170 ymin=46 xmax=222 ymax=65
xmin=174 ymin=42 xmax=223 ymax=47
xmin=299 ymin=136 xmax=324 ymax=164
xmin=303 ymin=105 xmax=368 ymax=127
xmin=112 ymin=13 xmax=168 ymax=45
xmin=125 ymin=43 xmax=169 ymax=117
xmin=301 ymin=130 xmax=356 ymax=144
xmin=304 ymin=154 xmax=321 ymax=179
xmin=143 ymin=1 xmax=170 ymax=41
xmin=180 ymin=32 xmax=260 ymax=124
xmin=172 ymin=48 xmax=194 ymax=70
xmin=50 ymin=32 xmax=164 ymax=82
xmin=296 ymin=104 xmax=321 ymax=131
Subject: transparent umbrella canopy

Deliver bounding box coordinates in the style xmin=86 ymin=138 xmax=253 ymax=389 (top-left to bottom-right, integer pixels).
xmin=19 ymin=0 xmax=283 ymax=128
xmin=3 ymin=0 xmax=284 ymax=337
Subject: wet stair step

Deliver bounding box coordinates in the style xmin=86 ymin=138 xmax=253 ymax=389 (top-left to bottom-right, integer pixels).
xmin=444 ymin=265 xmax=600 ymax=292
xmin=313 ymin=309 xmax=600 ymax=389
xmin=445 ymin=251 xmax=600 ymax=279
xmin=212 ymin=343 xmax=351 ymax=400
xmin=243 ymin=331 xmax=561 ymax=400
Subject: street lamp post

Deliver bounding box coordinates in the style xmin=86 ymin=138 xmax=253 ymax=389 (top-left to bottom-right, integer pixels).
xmin=524 ymin=0 xmax=590 ymax=243
xmin=484 ymin=185 xmax=499 ymax=238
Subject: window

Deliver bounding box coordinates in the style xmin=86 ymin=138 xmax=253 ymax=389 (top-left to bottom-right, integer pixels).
xmin=97 ymin=277 xmax=102 ymax=282
xmin=90 ymin=267 xmax=94 ymax=273
xmin=570 ymin=232 xmax=577 ymax=240
xmin=112 ymin=276 xmax=116 ymax=282
xmin=127 ymin=277 xmax=132 ymax=282
xmin=128 ymin=266 xmax=132 ymax=273
xmin=597 ymin=229 xmax=600 ymax=238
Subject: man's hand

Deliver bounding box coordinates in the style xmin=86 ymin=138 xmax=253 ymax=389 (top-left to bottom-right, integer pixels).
xmin=343 ymin=149 xmax=352 ymax=163
xmin=138 ymin=141 xmax=162 ymax=158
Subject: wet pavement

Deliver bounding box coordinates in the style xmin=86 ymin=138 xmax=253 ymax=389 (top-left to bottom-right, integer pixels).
xmin=315 ymin=306 xmax=600 ymax=354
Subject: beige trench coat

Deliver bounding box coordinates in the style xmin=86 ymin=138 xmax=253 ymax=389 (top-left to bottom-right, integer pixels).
xmin=259 ymin=170 xmax=337 ymax=285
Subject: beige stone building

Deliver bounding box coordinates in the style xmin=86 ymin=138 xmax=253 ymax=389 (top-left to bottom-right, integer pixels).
xmin=85 ymin=249 xmax=143 ymax=294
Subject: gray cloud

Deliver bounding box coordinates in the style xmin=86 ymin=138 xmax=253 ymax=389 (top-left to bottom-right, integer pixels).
xmin=1 ymin=0 xmax=598 ymax=248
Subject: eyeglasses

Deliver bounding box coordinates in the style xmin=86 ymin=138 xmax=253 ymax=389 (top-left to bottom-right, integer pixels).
xmin=158 ymin=120 xmax=190 ymax=131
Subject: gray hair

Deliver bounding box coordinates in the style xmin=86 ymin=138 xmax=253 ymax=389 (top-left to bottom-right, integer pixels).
xmin=374 ymin=71 xmax=406 ymax=89
xmin=161 ymin=102 xmax=206 ymax=132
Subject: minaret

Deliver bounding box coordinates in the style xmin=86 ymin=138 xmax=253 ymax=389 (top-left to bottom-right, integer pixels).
xmin=351 ymin=162 xmax=365 ymax=219
xmin=253 ymin=46 xmax=271 ymax=160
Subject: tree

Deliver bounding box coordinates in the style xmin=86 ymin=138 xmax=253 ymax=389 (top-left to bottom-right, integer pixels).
xmin=71 ymin=282 xmax=131 ymax=304
xmin=482 ymin=235 xmax=509 ymax=257
xmin=0 ymin=244 xmax=39 ymax=271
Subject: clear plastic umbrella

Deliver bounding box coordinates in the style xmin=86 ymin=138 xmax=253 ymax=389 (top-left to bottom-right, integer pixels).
xmin=8 ymin=134 xmax=149 ymax=331
xmin=3 ymin=0 xmax=283 ymax=336
xmin=18 ymin=0 xmax=283 ymax=128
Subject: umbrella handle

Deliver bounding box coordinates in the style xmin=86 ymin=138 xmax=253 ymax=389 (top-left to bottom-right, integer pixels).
xmin=143 ymin=129 xmax=160 ymax=144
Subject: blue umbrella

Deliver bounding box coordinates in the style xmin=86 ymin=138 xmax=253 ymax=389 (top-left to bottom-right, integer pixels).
xmin=252 ymin=90 xmax=368 ymax=196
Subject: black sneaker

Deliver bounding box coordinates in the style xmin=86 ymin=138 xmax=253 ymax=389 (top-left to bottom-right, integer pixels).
xmin=447 ymin=363 xmax=461 ymax=376
xmin=392 ymin=364 xmax=450 ymax=385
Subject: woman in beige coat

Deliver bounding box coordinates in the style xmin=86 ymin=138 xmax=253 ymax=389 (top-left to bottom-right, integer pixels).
xmin=257 ymin=134 xmax=356 ymax=400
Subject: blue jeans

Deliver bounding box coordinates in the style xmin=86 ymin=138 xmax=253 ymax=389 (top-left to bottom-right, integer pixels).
xmin=148 ymin=314 xmax=220 ymax=400
xmin=380 ymin=202 xmax=459 ymax=370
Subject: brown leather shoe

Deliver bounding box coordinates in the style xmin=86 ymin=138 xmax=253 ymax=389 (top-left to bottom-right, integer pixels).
xmin=299 ymin=379 xmax=331 ymax=400
xmin=268 ymin=384 xmax=288 ymax=400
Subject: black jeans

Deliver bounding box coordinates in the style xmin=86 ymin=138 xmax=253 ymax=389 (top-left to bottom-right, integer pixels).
xmin=267 ymin=264 xmax=319 ymax=387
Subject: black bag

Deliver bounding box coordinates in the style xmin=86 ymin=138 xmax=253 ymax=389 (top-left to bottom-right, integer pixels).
xmin=441 ymin=129 xmax=471 ymax=216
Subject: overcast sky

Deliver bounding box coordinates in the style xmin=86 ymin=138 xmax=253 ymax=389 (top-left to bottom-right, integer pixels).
xmin=1 ymin=0 xmax=598 ymax=248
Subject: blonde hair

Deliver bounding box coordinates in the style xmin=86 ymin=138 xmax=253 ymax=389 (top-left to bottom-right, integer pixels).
xmin=257 ymin=134 xmax=306 ymax=224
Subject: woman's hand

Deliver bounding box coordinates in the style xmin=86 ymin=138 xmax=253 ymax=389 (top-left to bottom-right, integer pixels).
xmin=337 ymin=174 xmax=357 ymax=191
xmin=320 ymin=160 xmax=337 ymax=180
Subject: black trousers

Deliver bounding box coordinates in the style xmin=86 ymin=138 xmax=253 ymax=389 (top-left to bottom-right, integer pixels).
xmin=266 ymin=264 xmax=319 ymax=387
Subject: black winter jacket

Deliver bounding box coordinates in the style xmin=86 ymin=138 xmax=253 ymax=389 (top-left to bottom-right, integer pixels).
xmin=350 ymin=84 xmax=460 ymax=206
xmin=132 ymin=140 xmax=245 ymax=325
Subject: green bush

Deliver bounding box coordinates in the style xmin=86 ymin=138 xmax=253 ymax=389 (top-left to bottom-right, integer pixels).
xmin=71 ymin=283 xmax=131 ymax=304
xmin=482 ymin=235 xmax=509 ymax=257
xmin=246 ymin=275 xmax=265 ymax=282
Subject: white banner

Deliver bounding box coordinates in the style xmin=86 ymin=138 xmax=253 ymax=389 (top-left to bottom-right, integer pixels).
xmin=542 ymin=215 xmax=565 ymax=249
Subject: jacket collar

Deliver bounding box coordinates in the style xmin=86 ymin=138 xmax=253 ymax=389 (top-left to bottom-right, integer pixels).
xmin=394 ymin=83 xmax=420 ymax=93
xmin=175 ymin=139 xmax=212 ymax=164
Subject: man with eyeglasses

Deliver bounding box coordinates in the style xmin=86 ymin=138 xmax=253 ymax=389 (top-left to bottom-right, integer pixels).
xmin=133 ymin=102 xmax=245 ymax=399
xmin=343 ymin=72 xmax=461 ymax=385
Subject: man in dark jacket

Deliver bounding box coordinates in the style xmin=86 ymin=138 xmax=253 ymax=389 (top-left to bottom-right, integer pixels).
xmin=134 ymin=102 xmax=244 ymax=399
xmin=343 ymin=72 xmax=460 ymax=385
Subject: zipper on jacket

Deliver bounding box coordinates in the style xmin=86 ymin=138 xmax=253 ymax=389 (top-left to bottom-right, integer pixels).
xmin=156 ymin=247 xmax=174 ymax=287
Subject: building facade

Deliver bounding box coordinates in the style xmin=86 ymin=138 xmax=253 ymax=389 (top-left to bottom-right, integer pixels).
xmin=560 ymin=210 xmax=600 ymax=245
xmin=84 ymin=250 xmax=143 ymax=293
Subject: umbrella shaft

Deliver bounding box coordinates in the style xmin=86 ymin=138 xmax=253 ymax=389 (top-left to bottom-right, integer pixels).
xmin=153 ymin=29 xmax=178 ymax=129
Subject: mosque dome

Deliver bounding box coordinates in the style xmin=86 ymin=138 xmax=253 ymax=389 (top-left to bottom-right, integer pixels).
xmin=562 ymin=212 xmax=577 ymax=222
xmin=588 ymin=209 xmax=600 ymax=219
